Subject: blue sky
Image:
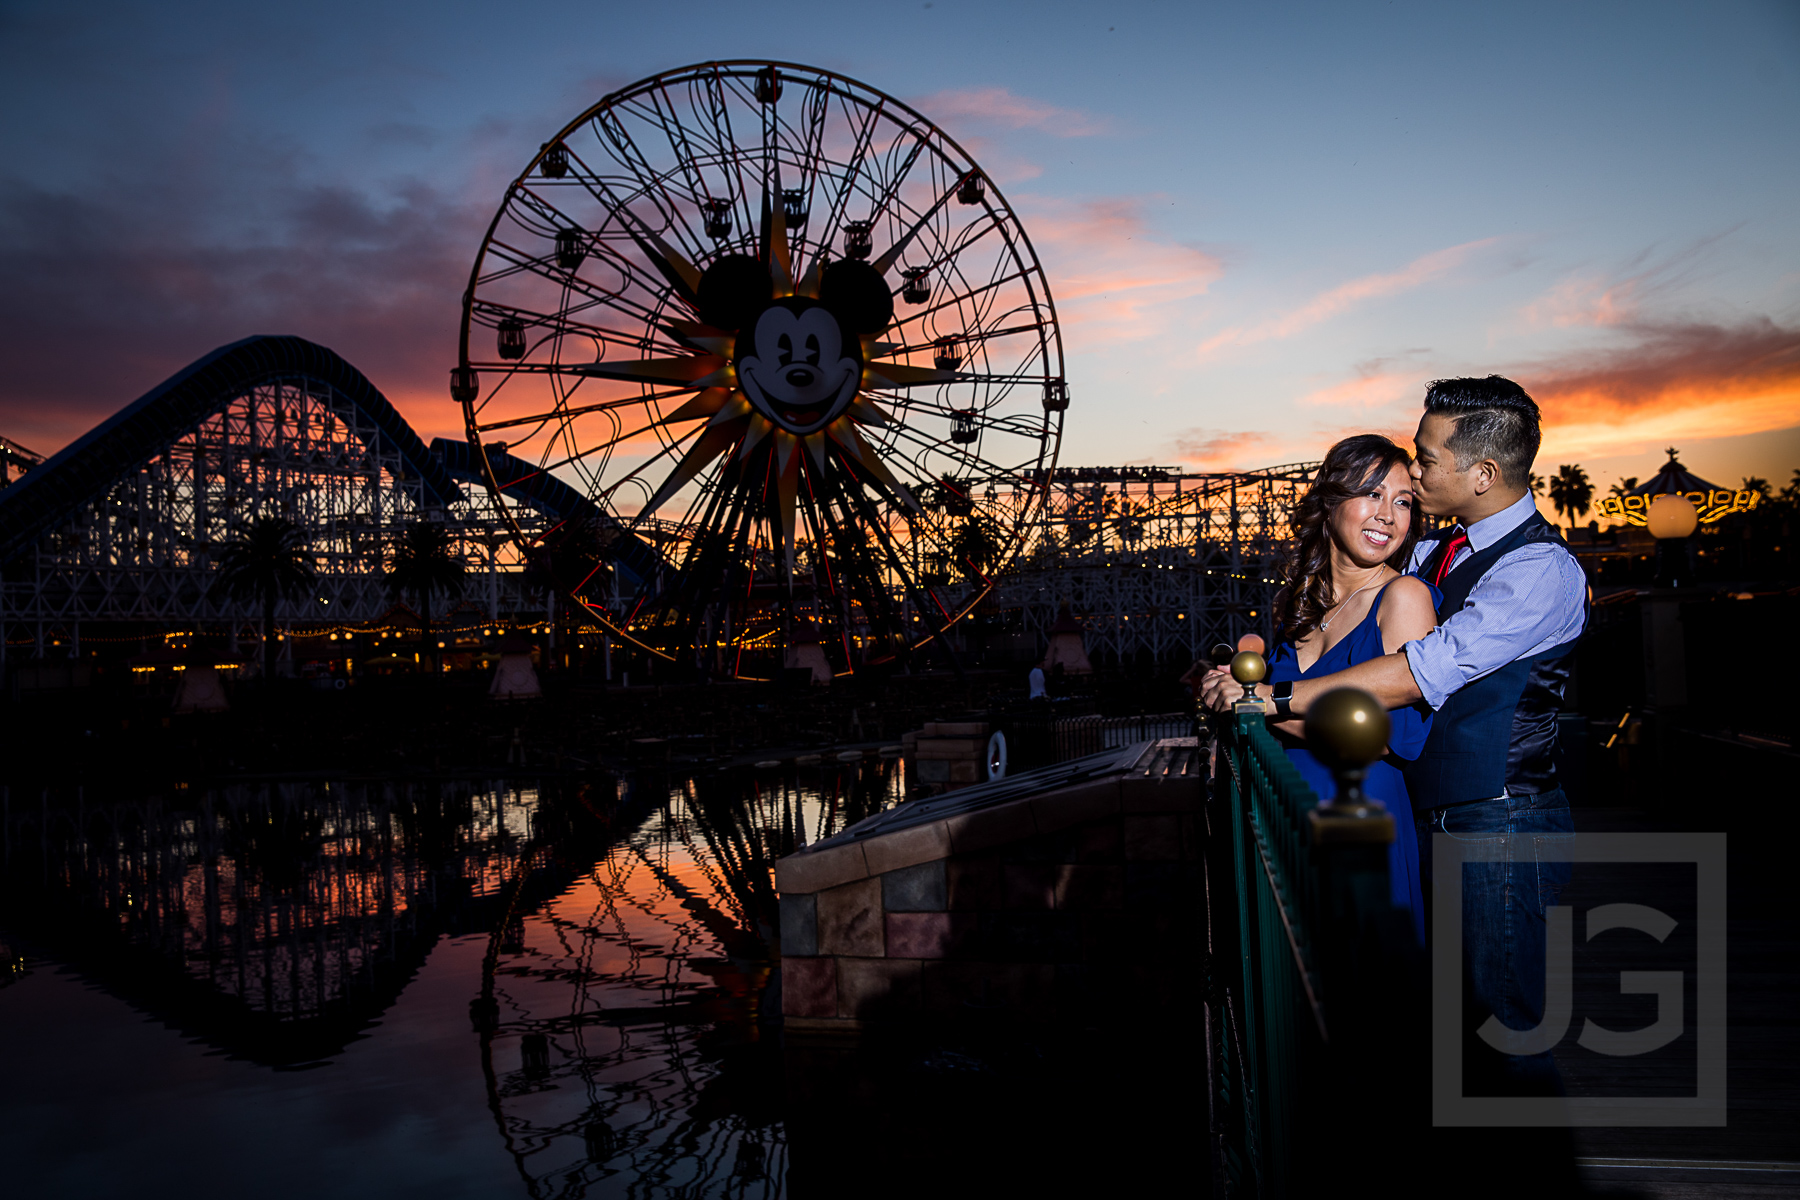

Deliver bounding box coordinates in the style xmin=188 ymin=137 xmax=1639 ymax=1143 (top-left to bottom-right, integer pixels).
xmin=2 ymin=0 xmax=1796 ymax=497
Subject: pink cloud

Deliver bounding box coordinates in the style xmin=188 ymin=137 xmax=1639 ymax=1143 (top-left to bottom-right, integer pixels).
xmin=1019 ymin=196 xmax=1223 ymax=348
xmin=1169 ymin=428 xmax=1279 ymax=470
xmin=1296 ymin=352 xmax=1435 ymax=411
xmin=1518 ymin=229 xmax=1742 ymax=332
xmin=1197 ymin=238 xmax=1499 ymax=358
xmin=911 ymin=88 xmax=1110 ymax=137
xmin=1520 ymin=274 xmax=1639 ymax=329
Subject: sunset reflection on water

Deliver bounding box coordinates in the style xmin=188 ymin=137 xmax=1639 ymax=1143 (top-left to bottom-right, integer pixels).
xmin=0 ymin=759 xmax=907 ymax=1199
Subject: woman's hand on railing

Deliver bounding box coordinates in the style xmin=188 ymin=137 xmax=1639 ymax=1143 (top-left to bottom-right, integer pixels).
xmin=1199 ymin=666 xmax=1272 ymax=715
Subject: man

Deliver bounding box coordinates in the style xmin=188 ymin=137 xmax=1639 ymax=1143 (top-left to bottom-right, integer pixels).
xmin=1202 ymin=375 xmax=1587 ymax=1092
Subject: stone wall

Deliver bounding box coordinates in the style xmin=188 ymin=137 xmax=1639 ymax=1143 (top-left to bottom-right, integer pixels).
xmin=901 ymin=720 xmax=991 ymax=792
xmin=775 ymin=743 xmax=1203 ymax=1038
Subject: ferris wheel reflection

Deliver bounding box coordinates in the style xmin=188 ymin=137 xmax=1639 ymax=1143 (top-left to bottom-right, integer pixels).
xmin=474 ymin=760 xmax=905 ymax=1198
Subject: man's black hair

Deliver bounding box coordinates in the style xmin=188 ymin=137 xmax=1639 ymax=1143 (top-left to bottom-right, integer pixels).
xmin=1422 ymin=375 xmax=1541 ymax=489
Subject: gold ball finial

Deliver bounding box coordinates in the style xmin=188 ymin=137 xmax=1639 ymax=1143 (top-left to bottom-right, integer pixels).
xmin=1230 ymin=651 xmax=1268 ymax=686
xmin=1304 ymin=687 xmax=1391 ymax=817
xmin=1304 ymin=687 xmax=1390 ymax=769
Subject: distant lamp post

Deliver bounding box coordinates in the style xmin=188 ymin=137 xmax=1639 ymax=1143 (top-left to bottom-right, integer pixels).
xmin=1642 ymin=492 xmax=1699 ymax=711
xmin=1647 ymin=493 xmax=1698 ymax=587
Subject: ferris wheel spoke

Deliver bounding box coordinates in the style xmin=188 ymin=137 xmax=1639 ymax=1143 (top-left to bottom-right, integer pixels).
xmin=697 ymin=70 xmax=751 ymax=211
xmin=861 ymin=134 xmax=933 ymax=244
xmin=978 ymin=416 xmax=1055 ymax=445
xmin=867 ymin=417 xmax=1019 ymax=478
xmin=783 ymin=80 xmax=832 ymax=225
xmin=869 ymin=171 xmax=977 ymax=277
xmin=499 ymin=190 xmax=687 ymax=306
xmin=522 ymin=411 xmax=702 ymax=486
xmin=874 ymin=319 xmax=1047 ymax=360
xmin=938 ymin=209 xmax=1009 ymax=266
xmin=584 ymin=423 xmax=722 ymax=509
xmin=593 ymin=105 xmax=683 ymax=217
xmin=479 ymin=235 xmax=673 ymax=327
xmin=932 ymin=259 xmax=1014 ymax=339
xmin=472 ymin=384 xmax=705 ymax=435
xmin=470 ymin=302 xmax=688 ymax=361
xmin=624 ymin=97 xmax=722 ymax=260
xmin=810 ymin=93 xmax=888 ymax=259
xmin=883 ymin=266 xmax=1036 ymax=335
xmin=550 ymin=136 xmax=708 ymax=268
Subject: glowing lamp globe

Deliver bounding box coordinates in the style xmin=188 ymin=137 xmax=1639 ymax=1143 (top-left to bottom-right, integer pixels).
xmin=1646 ymin=493 xmax=1698 ymax=539
xmin=1305 ymin=687 xmax=1391 ymax=770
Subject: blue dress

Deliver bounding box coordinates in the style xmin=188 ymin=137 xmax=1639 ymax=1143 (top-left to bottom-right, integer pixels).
xmin=1266 ymin=580 xmax=1436 ymax=945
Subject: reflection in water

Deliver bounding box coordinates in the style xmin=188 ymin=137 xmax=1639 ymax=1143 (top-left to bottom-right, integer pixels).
xmin=0 ymin=759 xmax=905 ymax=1198
xmin=3 ymin=778 xmax=552 ymax=1060
xmin=477 ymin=764 xmax=905 ymax=1198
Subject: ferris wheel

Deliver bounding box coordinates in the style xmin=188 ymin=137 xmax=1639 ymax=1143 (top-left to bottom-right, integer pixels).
xmin=455 ymin=60 xmax=1066 ymax=678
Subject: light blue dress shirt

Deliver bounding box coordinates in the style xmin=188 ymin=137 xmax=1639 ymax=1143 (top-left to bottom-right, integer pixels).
xmin=1401 ymin=492 xmax=1588 ymax=711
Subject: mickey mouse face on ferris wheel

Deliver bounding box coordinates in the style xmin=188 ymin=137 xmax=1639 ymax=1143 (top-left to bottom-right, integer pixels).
xmin=698 ymin=254 xmax=894 ymax=436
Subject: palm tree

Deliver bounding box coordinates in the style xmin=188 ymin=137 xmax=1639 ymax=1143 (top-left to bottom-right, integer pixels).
xmin=527 ymin=517 xmax=613 ymax=671
xmin=1608 ymin=476 xmax=1639 ymax=499
xmin=214 ymin=516 xmax=317 ymax=681
xmin=1547 ymin=464 xmax=1594 ymax=532
xmin=1528 ymin=471 xmax=1546 ymax=498
xmin=387 ymin=521 xmax=466 ymax=672
xmin=950 ymin=513 xmax=1005 ymax=581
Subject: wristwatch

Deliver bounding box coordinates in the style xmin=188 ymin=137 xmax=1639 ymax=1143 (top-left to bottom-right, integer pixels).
xmin=1270 ymin=680 xmax=1294 ymax=717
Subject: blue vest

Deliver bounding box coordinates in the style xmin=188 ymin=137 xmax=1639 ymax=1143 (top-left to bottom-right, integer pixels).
xmin=1402 ymin=511 xmax=1584 ymax=807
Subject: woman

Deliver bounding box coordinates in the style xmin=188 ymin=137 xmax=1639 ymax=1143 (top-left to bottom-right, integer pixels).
xmin=1260 ymin=434 xmax=1438 ymax=943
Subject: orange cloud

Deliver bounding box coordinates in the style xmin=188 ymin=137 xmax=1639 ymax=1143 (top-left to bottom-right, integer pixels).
xmin=911 ymin=88 xmax=1110 ymax=137
xmin=1520 ymin=274 xmax=1639 ymax=329
xmin=1521 ymin=318 xmax=1800 ymax=459
xmin=1198 ymin=238 xmax=1500 ymax=358
xmin=1296 ymin=353 xmax=1435 ymax=411
xmin=1020 ymin=196 xmax=1222 ymax=348
xmin=1169 ymin=428 xmax=1280 ymax=470
xmin=1518 ymin=230 xmax=1740 ymax=333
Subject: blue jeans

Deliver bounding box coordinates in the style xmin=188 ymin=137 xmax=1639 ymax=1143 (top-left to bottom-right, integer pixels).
xmin=1416 ymin=787 xmax=1574 ymax=1094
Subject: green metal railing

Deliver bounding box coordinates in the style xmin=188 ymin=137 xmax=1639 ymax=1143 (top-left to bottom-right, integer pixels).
xmin=1207 ymin=704 xmax=1415 ymax=1197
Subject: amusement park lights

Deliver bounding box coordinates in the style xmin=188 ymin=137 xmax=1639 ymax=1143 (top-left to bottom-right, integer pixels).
xmin=1598 ymin=487 xmax=1759 ymax=526
xmin=1594 ymin=448 xmax=1761 ymax=527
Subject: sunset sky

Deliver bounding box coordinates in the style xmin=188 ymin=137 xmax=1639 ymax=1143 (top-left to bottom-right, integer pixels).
xmin=2 ymin=0 xmax=1796 ymax=503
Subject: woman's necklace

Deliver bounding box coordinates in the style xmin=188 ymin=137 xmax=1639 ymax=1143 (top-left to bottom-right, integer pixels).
xmin=1319 ymin=573 xmax=1387 ymax=631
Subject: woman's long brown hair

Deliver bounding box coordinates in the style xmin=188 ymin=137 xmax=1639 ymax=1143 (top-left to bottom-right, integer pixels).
xmin=1274 ymin=434 xmax=1421 ymax=648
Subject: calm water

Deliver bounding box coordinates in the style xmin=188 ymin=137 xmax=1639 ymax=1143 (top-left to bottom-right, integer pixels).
xmin=0 ymin=764 xmax=906 ymax=1199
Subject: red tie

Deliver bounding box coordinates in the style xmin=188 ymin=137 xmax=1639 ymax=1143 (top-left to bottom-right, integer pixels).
xmin=1431 ymin=529 xmax=1470 ymax=585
